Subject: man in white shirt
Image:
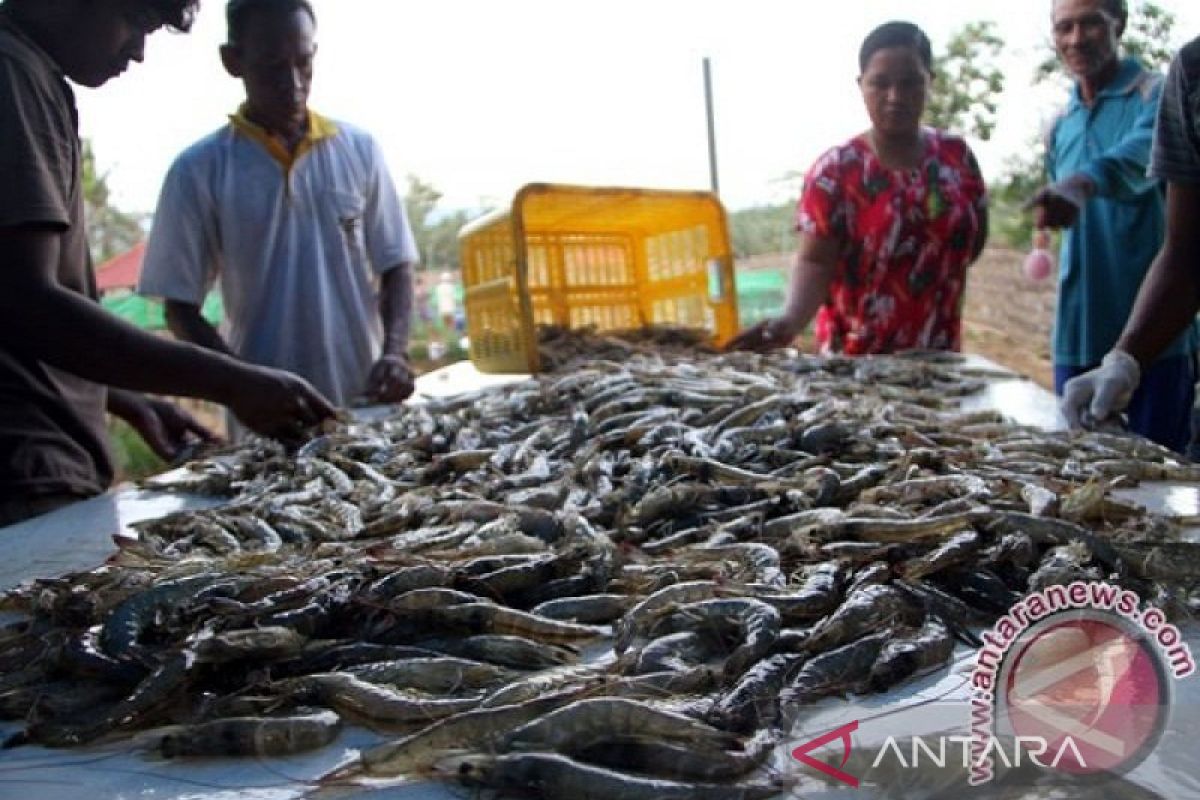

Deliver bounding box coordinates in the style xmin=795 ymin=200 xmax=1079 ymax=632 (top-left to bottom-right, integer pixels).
xmin=139 ymin=0 xmax=418 ymax=410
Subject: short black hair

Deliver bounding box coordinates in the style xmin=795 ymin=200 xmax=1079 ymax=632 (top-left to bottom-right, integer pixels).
xmin=146 ymin=0 xmax=200 ymax=32
xmin=7 ymin=0 xmax=199 ymax=32
xmin=226 ymin=0 xmax=315 ymax=43
xmin=858 ymin=21 xmax=933 ymax=74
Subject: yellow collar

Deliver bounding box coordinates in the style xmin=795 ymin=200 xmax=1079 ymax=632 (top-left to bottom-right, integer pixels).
xmin=228 ymin=107 xmax=338 ymax=170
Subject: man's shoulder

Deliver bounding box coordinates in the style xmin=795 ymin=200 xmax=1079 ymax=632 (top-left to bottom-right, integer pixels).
xmin=326 ymin=117 xmax=373 ymax=140
xmin=168 ymin=124 xmax=238 ymax=171
xmin=0 ymin=23 xmax=63 ymax=100
xmin=1177 ymin=36 xmax=1200 ymax=83
xmin=1126 ymin=59 xmax=1165 ymax=103
xmin=324 ymin=118 xmax=383 ymax=156
xmin=0 ymin=24 xmax=50 ymax=77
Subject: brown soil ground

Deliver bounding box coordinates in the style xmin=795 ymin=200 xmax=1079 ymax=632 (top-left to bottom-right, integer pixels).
xmin=961 ymin=246 xmax=1056 ymax=390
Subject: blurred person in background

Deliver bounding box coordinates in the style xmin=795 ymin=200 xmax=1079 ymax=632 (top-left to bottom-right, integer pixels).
xmin=139 ymin=0 xmax=419 ymax=416
xmin=1027 ymin=0 xmax=1197 ymax=452
xmin=432 ymin=270 xmax=459 ymax=360
xmin=1062 ymin=34 xmax=1200 ymax=441
xmin=728 ymin=20 xmax=988 ymax=356
xmin=0 ymin=0 xmax=334 ymax=527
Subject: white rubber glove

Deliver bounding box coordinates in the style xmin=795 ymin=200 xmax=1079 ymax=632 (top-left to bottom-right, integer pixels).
xmin=1061 ymin=349 xmax=1141 ymax=430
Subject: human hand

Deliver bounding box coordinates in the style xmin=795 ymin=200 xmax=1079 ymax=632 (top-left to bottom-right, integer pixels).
xmin=365 ymin=353 xmax=415 ymax=404
xmin=725 ymin=317 xmax=801 ymax=353
xmin=1024 ymin=176 xmax=1095 ymax=230
xmin=119 ymin=395 xmax=220 ymax=463
xmin=1061 ymin=349 xmax=1141 ymax=431
xmin=228 ymin=367 xmax=337 ymax=445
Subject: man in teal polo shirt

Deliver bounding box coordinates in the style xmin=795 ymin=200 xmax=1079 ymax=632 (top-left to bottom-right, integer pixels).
xmin=1028 ymin=0 xmax=1197 ymax=452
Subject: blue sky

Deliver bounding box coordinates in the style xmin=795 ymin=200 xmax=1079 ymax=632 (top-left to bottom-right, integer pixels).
xmin=77 ymin=0 xmax=1200 ymax=214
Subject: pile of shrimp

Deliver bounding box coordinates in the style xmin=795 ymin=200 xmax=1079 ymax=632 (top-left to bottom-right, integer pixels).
xmin=3 ymin=338 xmax=1199 ymax=799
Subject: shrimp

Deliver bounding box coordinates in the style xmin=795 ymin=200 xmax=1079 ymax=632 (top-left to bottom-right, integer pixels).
xmin=432 ymin=603 xmax=610 ymax=643
xmin=189 ymin=625 xmax=307 ymax=664
xmin=324 ymin=691 xmax=580 ymax=781
xmin=346 ymin=657 xmax=514 ymax=693
xmin=156 ymin=709 xmax=342 ymax=758
xmin=448 ymin=751 xmax=781 ymax=800
xmin=867 ymin=618 xmax=954 ymax=692
xmin=646 ymin=598 xmax=781 ymax=680
xmin=708 ymin=653 xmax=806 ymax=733
xmin=577 ymin=728 xmax=778 ymax=783
xmin=804 ymin=585 xmax=923 ymax=655
xmin=503 ymin=697 xmax=740 ymax=753
xmin=615 ymin=581 xmax=737 ymax=652
xmin=273 ymin=673 xmax=481 ymax=727
xmin=531 ymin=593 xmax=638 ymax=624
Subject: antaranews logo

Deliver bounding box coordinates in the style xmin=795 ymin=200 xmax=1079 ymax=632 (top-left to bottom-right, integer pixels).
xmin=971 ymin=580 xmax=1194 ymax=785
xmin=785 ymin=581 xmax=1194 ymax=792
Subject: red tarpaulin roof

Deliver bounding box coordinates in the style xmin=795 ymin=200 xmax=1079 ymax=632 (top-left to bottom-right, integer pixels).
xmin=95 ymin=241 xmax=145 ymax=293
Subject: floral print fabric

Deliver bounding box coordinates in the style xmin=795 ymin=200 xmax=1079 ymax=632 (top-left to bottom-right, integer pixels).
xmin=796 ymin=128 xmax=986 ymax=355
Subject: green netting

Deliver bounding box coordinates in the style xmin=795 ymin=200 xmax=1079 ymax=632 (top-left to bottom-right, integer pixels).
xmin=734 ymin=268 xmax=788 ymax=292
xmin=101 ymin=292 xmax=223 ymax=331
xmin=734 ymin=267 xmax=787 ymax=326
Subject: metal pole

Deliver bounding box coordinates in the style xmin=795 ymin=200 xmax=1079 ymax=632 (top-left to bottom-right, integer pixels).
xmin=703 ymin=57 xmax=720 ymax=196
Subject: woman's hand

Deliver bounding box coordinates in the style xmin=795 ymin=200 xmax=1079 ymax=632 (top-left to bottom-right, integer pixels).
xmin=725 ymin=316 xmax=802 ymax=352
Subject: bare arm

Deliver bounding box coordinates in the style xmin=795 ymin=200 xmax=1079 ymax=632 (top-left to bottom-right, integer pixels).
xmin=164 ymin=299 xmax=234 ymax=356
xmin=379 ymin=262 xmax=414 ymax=357
xmin=726 ymin=234 xmax=838 ymax=351
xmin=1116 ymin=183 xmax=1200 ymax=367
xmin=0 ymin=226 xmax=239 ymax=400
xmin=0 ymin=226 xmax=335 ymax=440
xmin=363 ymin=262 xmax=416 ymax=403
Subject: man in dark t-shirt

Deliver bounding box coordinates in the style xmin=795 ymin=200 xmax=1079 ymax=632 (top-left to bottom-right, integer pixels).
xmin=0 ymin=0 xmax=337 ymax=527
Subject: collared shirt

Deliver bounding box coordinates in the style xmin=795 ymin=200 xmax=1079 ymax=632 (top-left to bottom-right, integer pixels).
xmin=1151 ymin=36 xmax=1200 ymax=184
xmin=138 ymin=109 xmax=417 ymax=406
xmin=1048 ymin=56 xmax=1196 ymax=366
xmin=0 ymin=11 xmax=113 ymax=501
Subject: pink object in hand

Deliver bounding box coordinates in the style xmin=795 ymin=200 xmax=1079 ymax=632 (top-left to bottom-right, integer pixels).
xmin=1023 ymin=249 xmax=1054 ymax=281
xmin=1023 ymin=229 xmax=1054 ymax=281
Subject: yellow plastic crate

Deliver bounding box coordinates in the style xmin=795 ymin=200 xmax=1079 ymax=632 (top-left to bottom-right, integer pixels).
xmin=458 ymin=183 xmax=739 ymax=373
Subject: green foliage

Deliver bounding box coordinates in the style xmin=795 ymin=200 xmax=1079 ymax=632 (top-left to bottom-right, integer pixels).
xmin=989 ymin=137 xmax=1048 ymax=248
xmin=82 ymin=139 xmax=145 ymax=264
xmin=926 ymin=21 xmax=1006 ymax=141
xmin=403 ymin=174 xmax=477 ymax=272
xmin=108 ymin=418 xmax=165 ymax=482
xmin=1123 ymin=1 xmax=1178 ymax=72
xmin=727 ymin=203 xmax=795 ymax=258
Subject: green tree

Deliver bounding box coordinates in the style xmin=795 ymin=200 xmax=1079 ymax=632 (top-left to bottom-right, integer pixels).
xmin=989 ymin=139 xmax=1049 ymax=248
xmin=82 ymin=139 xmax=145 ymax=264
xmin=728 ymin=203 xmax=795 ymax=258
xmin=926 ymin=21 xmax=1006 ymax=142
xmin=404 ymin=174 xmax=478 ymax=271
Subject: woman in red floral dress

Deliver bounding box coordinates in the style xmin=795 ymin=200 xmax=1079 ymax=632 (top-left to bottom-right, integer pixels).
xmin=729 ymin=20 xmax=988 ymax=356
